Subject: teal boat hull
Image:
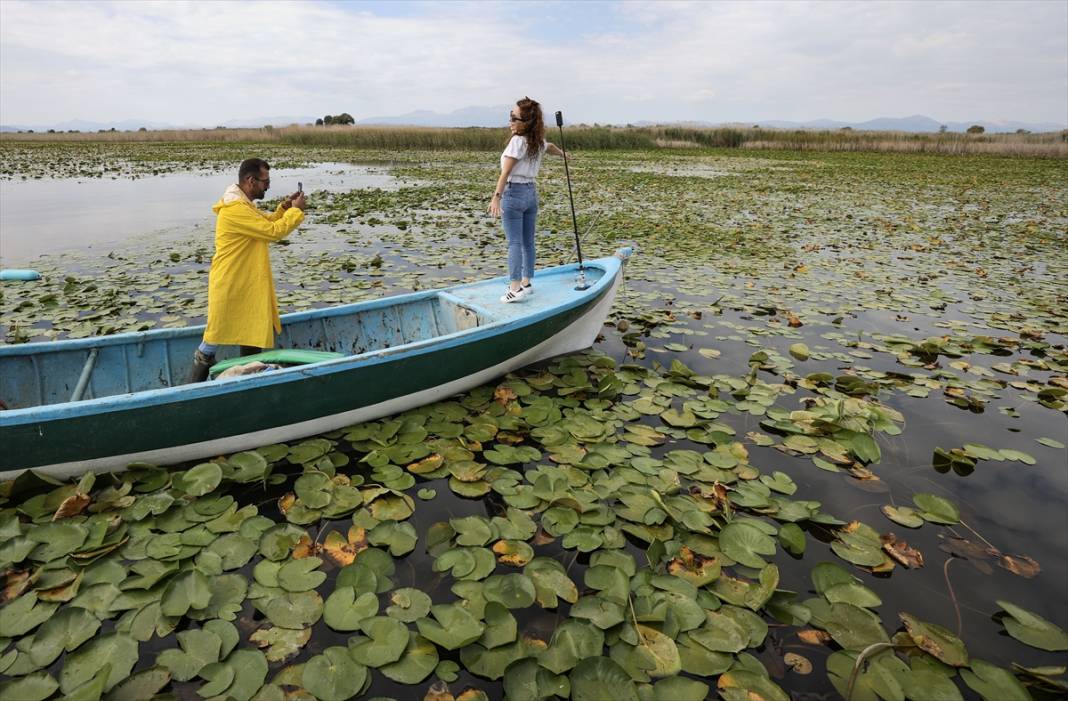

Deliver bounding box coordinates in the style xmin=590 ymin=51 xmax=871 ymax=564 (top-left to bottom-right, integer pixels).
xmin=0 ymin=251 xmax=630 ymax=479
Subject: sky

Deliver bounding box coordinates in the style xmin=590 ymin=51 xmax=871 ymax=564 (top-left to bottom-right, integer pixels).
xmin=1 ymin=0 xmax=1066 ymax=127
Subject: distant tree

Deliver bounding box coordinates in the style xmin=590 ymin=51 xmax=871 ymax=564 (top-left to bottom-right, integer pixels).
xmin=47 ymin=129 xmax=55 ymax=133
xmin=1015 ymin=128 xmax=1030 ymax=134
xmin=938 ymin=124 xmax=947 ymax=134
xmin=966 ymin=124 xmax=985 ymax=134
xmin=752 ymin=124 xmax=760 ymax=129
xmin=109 ymin=127 xmax=117 ymax=132
xmin=335 ymin=113 xmax=354 ymax=125
xmin=138 ymin=126 xmax=147 ymax=132
xmin=315 ymin=118 xmax=324 ymax=126
xmin=840 ymin=126 xmax=853 ymax=131
xmin=323 ymin=115 xmax=334 ymax=125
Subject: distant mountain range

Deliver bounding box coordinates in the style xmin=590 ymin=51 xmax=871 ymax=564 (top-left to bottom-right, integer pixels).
xmin=2 ymin=109 xmax=1063 ymax=134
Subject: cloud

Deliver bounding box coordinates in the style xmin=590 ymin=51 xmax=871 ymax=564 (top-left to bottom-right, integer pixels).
xmin=1 ymin=0 xmax=1064 ymax=125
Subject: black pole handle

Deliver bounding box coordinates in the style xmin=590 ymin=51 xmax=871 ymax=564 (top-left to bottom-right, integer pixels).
xmin=555 ymin=111 xmax=584 ymax=273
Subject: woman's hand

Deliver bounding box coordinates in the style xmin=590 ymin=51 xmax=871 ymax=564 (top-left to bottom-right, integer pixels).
xmin=487 ymin=194 xmax=501 ymax=218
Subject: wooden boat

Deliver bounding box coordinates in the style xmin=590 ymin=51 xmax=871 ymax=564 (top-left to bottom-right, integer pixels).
xmin=0 ymin=249 xmax=632 ymax=480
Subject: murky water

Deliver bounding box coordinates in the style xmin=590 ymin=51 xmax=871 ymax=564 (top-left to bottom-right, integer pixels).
xmin=0 ymin=163 xmax=397 ymax=265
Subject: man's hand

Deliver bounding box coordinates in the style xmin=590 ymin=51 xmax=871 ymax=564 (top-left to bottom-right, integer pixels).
xmin=291 ymin=192 xmax=307 ymax=211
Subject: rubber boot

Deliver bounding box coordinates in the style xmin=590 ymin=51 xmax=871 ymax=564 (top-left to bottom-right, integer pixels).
xmin=187 ymin=349 xmax=215 ymax=383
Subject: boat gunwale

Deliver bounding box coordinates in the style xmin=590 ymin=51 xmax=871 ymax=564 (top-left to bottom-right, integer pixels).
xmin=0 ymin=255 xmax=621 ymax=424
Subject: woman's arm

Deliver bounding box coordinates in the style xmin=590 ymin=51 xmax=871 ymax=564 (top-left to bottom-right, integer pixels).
xmin=488 ymin=156 xmax=518 ymax=217
xmin=546 ymin=142 xmax=564 ymax=157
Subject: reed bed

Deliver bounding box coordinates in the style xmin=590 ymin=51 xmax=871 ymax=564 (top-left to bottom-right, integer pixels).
xmin=3 ymin=124 xmax=1065 ymax=157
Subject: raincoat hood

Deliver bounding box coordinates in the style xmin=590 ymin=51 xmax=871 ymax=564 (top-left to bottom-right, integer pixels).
xmin=212 ymin=184 xmax=252 ymax=213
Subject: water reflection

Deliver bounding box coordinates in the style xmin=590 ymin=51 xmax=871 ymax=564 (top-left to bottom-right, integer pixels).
xmin=0 ymin=163 xmax=397 ymax=264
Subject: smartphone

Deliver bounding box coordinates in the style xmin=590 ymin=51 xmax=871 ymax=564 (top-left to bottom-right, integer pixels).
xmin=297 ymin=182 xmax=303 ymax=193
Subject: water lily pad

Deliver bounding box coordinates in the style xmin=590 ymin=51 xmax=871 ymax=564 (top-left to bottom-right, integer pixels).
xmin=59 ymin=633 xmax=138 ymax=694
xmin=720 ymin=521 xmax=777 ymax=568
xmin=881 ymin=505 xmax=925 ymax=528
xmin=960 ymin=659 xmax=1032 ymax=701
xmin=349 ymin=616 xmax=410 ymax=667
xmin=996 ymin=600 xmax=1068 ymax=651
xmin=482 ymin=573 xmax=536 ymax=609
xmin=503 ymin=658 xmax=570 ymax=701
xmin=380 ymin=631 xmax=439 ymax=684
xmin=107 ymin=665 xmax=171 ymax=701
xmin=302 ymin=646 xmax=368 ymax=701
xmin=27 ymin=605 xmax=100 ymax=667
xmin=416 ymin=603 xmax=485 ymax=650
xmin=387 ymin=587 xmax=432 ymax=622
xmin=900 ymin=612 xmax=969 ymax=666
xmin=158 ymin=628 xmax=224 ymax=681
xmin=323 ymin=586 xmax=379 ymax=631
xmin=277 ymin=557 xmax=327 ymax=592
xmin=569 ymin=657 xmax=639 ymax=701
xmin=913 ymin=493 xmax=960 ymax=524
xmin=249 ymin=626 xmax=311 ymax=663
xmin=175 ymin=462 xmax=223 ymax=496
xmin=161 ymin=569 xmax=212 ymax=617
xmin=0 ymin=671 xmax=59 ymax=701
xmin=261 ymin=590 xmax=324 ymax=629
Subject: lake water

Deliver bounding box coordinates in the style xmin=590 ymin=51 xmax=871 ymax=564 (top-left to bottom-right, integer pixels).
xmin=0 ymin=163 xmax=397 ymax=265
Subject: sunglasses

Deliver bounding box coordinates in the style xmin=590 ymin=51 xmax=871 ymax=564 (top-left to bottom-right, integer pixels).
xmin=509 ymin=115 xmax=527 ymax=123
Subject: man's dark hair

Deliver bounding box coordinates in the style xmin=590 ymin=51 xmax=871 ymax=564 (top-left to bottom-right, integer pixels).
xmin=238 ymin=158 xmax=270 ymax=182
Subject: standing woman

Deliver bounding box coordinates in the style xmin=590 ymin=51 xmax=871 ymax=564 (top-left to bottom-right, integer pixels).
xmin=488 ymin=97 xmax=564 ymax=303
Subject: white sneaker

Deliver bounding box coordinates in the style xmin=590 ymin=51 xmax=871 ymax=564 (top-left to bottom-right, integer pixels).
xmin=522 ymin=284 xmax=533 ymax=297
xmin=500 ymin=286 xmax=527 ymax=303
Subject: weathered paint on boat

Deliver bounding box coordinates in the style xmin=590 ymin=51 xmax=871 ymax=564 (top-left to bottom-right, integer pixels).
xmin=0 ymin=251 xmax=630 ymax=479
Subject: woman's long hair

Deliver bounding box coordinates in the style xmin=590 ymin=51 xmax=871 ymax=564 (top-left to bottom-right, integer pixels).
xmin=513 ymin=97 xmax=545 ymax=159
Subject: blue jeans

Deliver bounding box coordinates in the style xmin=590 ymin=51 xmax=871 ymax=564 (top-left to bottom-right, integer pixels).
xmin=501 ymin=182 xmax=537 ymax=282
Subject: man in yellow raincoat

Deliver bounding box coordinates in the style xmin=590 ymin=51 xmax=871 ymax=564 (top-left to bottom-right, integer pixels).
xmin=188 ymin=158 xmax=306 ymax=382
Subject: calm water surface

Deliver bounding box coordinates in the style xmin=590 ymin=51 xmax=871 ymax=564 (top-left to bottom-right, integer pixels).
xmin=0 ymin=163 xmax=397 ymax=265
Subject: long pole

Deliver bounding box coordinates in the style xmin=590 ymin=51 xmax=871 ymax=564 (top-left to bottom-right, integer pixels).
xmin=555 ymin=110 xmax=589 ymax=289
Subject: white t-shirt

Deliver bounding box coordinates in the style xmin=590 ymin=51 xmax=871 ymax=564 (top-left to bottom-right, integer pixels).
xmin=501 ymin=135 xmax=546 ymax=183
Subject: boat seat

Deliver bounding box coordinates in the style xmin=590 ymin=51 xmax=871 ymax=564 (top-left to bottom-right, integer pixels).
xmin=208 ymin=349 xmax=345 ymax=379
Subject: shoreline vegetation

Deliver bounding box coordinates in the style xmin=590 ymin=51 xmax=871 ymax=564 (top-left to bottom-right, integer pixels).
xmin=2 ymin=123 xmax=1066 ymax=157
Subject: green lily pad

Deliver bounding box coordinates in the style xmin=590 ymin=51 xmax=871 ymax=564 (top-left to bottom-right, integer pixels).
xmin=720 ymin=521 xmax=777 ymax=568
xmin=913 ymin=493 xmax=961 ymax=524
xmin=901 ymin=612 xmax=969 ymax=666
xmin=349 ymin=616 xmax=409 ymax=667
xmin=59 ymin=633 xmax=138 ymax=694
xmin=107 ymin=665 xmax=172 ymax=701
xmin=175 ymin=462 xmax=223 ymax=496
xmin=261 ymin=590 xmax=324 ymax=629
xmin=881 ymin=505 xmax=925 ymax=528
xmin=324 ymin=586 xmax=378 ymax=633
xmin=960 ymin=659 xmax=1032 ymax=701
xmin=386 ymin=587 xmax=432 ymax=623
xmin=539 ymin=619 xmax=605 ymax=675
xmin=996 ymin=600 xmax=1068 ymax=651
xmin=277 ymin=557 xmax=327 ymax=592
xmin=416 ymin=603 xmax=485 ymax=650
xmin=157 ymin=628 xmax=224 ymax=681
xmin=503 ymin=658 xmax=570 ymax=701
xmin=302 ymin=646 xmax=368 ymax=701
xmin=0 ymin=671 xmax=59 ymax=701
xmin=249 ymin=626 xmax=311 ymax=663
xmin=569 ymin=657 xmax=639 ymax=701
xmin=482 ymin=573 xmax=537 ymax=609
xmin=380 ymin=632 xmax=439 ymax=684
xmin=27 ymin=605 xmax=100 ymax=667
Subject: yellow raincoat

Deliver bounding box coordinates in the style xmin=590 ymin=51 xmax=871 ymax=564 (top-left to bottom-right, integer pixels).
xmin=203 ymin=185 xmax=304 ymax=349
